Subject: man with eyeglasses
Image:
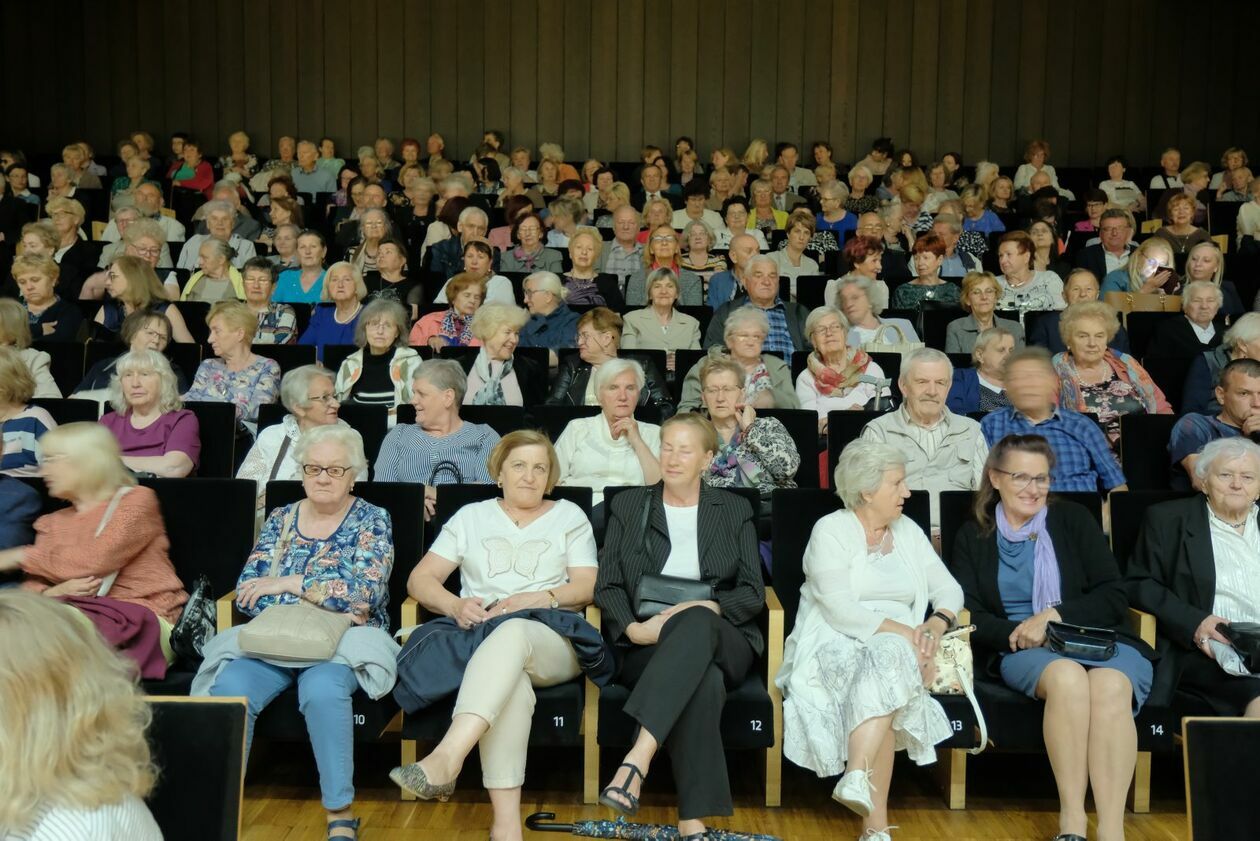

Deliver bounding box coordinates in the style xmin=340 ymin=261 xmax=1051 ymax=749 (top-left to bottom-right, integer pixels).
xmin=862 ymin=348 xmax=989 ymax=532
xmin=598 ymin=206 xmax=645 ymax=288
xmin=100 ymin=182 xmax=186 ymax=246
xmin=980 ymin=346 xmax=1127 ymax=494
xmin=1076 ymin=208 xmax=1137 ymax=282
xmin=704 ymin=255 xmax=810 ymax=359
xmin=517 ymin=271 xmax=578 ymax=360
xmin=1168 ymin=358 xmax=1260 ymax=491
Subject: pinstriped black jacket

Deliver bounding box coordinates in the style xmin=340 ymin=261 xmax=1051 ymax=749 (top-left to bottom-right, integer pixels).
xmin=594 ymin=482 xmax=766 ymax=656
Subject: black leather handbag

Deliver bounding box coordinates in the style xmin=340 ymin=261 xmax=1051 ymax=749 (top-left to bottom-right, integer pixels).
xmin=1219 ymin=622 xmax=1260 ymax=672
xmin=1046 ymin=621 xmax=1118 ymax=662
xmin=627 ymin=491 xmax=714 ymax=621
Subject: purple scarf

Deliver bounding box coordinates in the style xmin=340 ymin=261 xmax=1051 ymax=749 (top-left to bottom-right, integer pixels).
xmin=995 ymin=502 xmax=1061 ymax=614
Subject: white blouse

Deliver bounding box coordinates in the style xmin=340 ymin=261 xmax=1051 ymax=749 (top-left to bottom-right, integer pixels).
xmin=1208 ymin=503 xmax=1260 ymax=624
xmin=554 ymin=414 xmax=662 ymax=505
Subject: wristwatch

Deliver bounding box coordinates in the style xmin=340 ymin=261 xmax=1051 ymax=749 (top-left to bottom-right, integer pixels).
xmin=547 ymin=589 xmax=559 ymax=609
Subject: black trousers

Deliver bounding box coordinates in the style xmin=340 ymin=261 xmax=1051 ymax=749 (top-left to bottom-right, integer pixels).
xmin=617 ymin=605 xmax=756 ymax=820
xmin=1178 ymin=650 xmax=1260 ymax=715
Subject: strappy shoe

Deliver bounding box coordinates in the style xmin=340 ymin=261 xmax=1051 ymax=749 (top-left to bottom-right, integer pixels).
xmin=598 ymin=762 xmax=645 ymax=816
xmin=390 ymin=762 xmax=456 ymax=801
xmin=327 ymin=817 xmax=360 ymax=839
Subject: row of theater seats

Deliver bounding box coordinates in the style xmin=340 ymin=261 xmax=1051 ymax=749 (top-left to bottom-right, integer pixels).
xmin=13 ymin=472 xmax=1193 ymax=822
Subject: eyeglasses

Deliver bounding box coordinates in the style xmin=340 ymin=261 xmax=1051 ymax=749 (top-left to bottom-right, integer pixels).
xmin=703 ymin=386 xmax=741 ymax=396
xmin=994 ymin=469 xmax=1052 ymax=490
xmin=812 ymin=323 xmax=845 ymax=336
xmin=306 ymin=392 xmax=337 ymax=405
xmin=727 ymin=331 xmax=765 ymax=342
xmin=132 ymin=246 xmax=161 ymax=257
xmin=650 ymin=235 xmax=675 ymax=243
xmin=302 ymin=464 xmax=350 ymax=477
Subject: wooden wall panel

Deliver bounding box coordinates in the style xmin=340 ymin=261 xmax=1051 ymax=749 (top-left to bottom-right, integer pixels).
xmin=2 ymin=0 xmax=1255 ymax=175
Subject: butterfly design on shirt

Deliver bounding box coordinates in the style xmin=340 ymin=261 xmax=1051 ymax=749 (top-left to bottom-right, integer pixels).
xmin=482 ymin=537 xmax=552 ymax=578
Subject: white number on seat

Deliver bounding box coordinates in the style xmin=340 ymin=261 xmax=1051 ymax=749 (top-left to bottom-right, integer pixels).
xmin=750 ymin=720 xmax=763 ymax=731
xmin=353 ymin=714 xmax=366 ymax=726
xmin=553 ymin=716 xmax=565 ymax=728
xmin=951 ymin=719 xmax=963 ymax=732
xmin=1150 ymin=724 xmax=1164 ymax=736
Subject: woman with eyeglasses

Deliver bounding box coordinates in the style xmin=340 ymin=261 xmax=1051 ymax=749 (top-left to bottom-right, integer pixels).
xmin=952 ymin=433 xmax=1153 ymax=841
xmin=795 ymin=306 xmax=887 ymax=434
xmin=545 ymin=307 xmax=673 ymax=417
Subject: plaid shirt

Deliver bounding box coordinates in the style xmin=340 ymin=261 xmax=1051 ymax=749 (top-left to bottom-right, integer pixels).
xmin=600 ymin=240 xmax=644 ymax=283
xmin=760 ymin=300 xmax=795 ymax=359
xmin=980 ymin=406 xmax=1125 ymax=492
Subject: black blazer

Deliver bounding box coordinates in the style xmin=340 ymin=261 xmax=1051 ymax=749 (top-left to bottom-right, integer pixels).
xmin=1147 ymin=315 xmax=1225 ymax=360
xmin=56 ymin=239 xmax=99 ymax=300
xmin=1127 ymin=496 xmax=1216 ymax=657
xmin=594 ymin=483 xmax=766 ymax=654
xmin=951 ymin=500 xmax=1154 ymax=678
xmin=545 ymin=354 xmax=675 ymax=419
xmin=455 ymin=351 xmax=546 ymax=407
xmin=1074 ymin=243 xmax=1134 ymax=284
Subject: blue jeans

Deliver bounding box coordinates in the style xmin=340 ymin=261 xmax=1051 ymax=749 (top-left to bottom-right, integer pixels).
xmin=209 ymin=657 xmax=358 ymax=810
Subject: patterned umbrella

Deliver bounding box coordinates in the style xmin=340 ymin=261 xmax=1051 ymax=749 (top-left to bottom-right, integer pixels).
xmin=524 ymin=812 xmax=783 ymax=840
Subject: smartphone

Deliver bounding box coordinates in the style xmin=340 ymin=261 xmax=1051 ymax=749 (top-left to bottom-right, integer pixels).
xmin=483 ymin=598 xmax=500 ymax=611
xmin=1140 ymin=257 xmax=1160 ymax=279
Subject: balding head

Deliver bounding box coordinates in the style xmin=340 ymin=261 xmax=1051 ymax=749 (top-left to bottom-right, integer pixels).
xmin=728 ymin=234 xmax=759 ymax=276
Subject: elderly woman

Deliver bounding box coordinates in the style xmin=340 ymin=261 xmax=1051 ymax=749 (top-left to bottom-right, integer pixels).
xmin=0 ymin=590 xmax=164 ymax=838
xmin=256 ymin=195 xmax=303 ymax=251
xmin=946 ymin=271 xmax=1026 ymax=354
xmin=347 ymin=208 xmax=392 ymax=274
xmin=219 ymin=129 xmax=258 ymax=181
xmin=594 ymin=413 xmax=763 ymax=840
xmin=769 ymin=210 xmax=822 ymax=298
xmin=201 ymin=425 xmax=392 ymax=841
xmin=563 ymin=226 xmax=625 ymax=308
xmin=1154 ymin=194 xmax=1211 ymax=263
xmin=1183 ymin=313 xmax=1260 ymax=416
xmin=678 ymin=307 xmax=798 ymax=412
xmin=622 ymin=268 xmax=702 ymax=370
xmin=959 ymin=184 xmax=1006 ymax=237
xmin=626 ymin=225 xmax=703 ymax=306
xmin=996 ymin=231 xmax=1066 ymax=312
xmin=241 ymin=257 xmax=298 ymax=344
xmin=500 ymin=212 xmax=563 ymax=274
xmin=952 ymin=434 xmax=1153 ymax=841
xmin=893 ymin=233 xmax=961 ymax=309
xmin=110 ymin=153 xmax=158 ymax=212
xmin=797 ymin=306 xmax=888 ymax=431
xmin=680 ymin=219 xmax=725 ymax=278
xmin=1182 ymin=242 xmax=1243 ymax=317
xmin=275 ymin=230 xmax=329 ymax=304
xmin=266 ymin=223 xmax=301 ymax=269
xmin=456 ymin=303 xmax=546 ymax=407
xmin=45 ymin=197 xmax=95 ymax=300
xmin=518 ymin=271 xmax=579 ymax=352
xmin=546 ymin=307 xmax=672 ymax=416
xmin=167 ymin=137 xmax=214 ymax=198
xmin=332 ymin=298 xmax=422 ymax=411
xmin=181 ymin=237 xmax=242 ymax=303
xmin=824 ymin=236 xmax=889 ymax=312
xmin=1148 ymin=280 xmax=1225 ymax=359
xmin=93 ymin=254 xmax=194 ymax=344
xmin=100 ymin=350 xmax=200 ymax=478
xmin=432 ymin=239 xmax=513 ymax=306
xmin=177 ymin=200 xmax=257 ymax=271
xmin=0 ymin=299 xmax=60 ymax=398
xmin=44 ymin=163 xmax=76 ymax=202
xmin=410 ymin=273 xmax=486 ymax=352
xmin=749 ymin=179 xmax=788 ymax=233
xmin=375 ymin=360 xmax=500 ymax=514
xmin=544 ymin=196 xmax=584 ymax=249
xmin=638 ymin=198 xmax=674 ymax=244
xmin=816 ymin=180 xmax=857 ymax=239
xmin=185 ymin=301 xmax=281 ymax=435
xmin=391 ymin=431 xmax=600 ymax=840
xmin=10 ymin=254 xmax=84 ymax=342
xmin=1053 ymin=301 xmax=1171 ymax=450
xmin=0 ymin=422 xmax=188 ymax=654
xmin=827 ymin=273 xmax=919 ymax=349
xmin=1129 ymin=437 xmax=1260 ymax=718
xmin=75 ymin=311 xmax=189 ymax=403
xmin=0 ymin=346 xmax=57 ymax=477
xmin=778 ymin=440 xmax=961 ymax=840
xmin=299 ymin=261 xmax=366 ymax=358
xmin=1013 ymin=140 xmax=1060 ymax=194
xmin=948 ymin=326 xmax=1015 ymax=415
xmin=845 ymin=164 xmax=881 ymax=215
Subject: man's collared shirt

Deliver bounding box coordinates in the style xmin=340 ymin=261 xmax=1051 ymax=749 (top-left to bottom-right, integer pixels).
xmin=980 ymin=406 xmax=1125 ymax=492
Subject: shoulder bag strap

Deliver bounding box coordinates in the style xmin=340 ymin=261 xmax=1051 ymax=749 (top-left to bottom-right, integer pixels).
xmin=266 ymin=503 xmax=299 ymax=578
xmin=269 ymin=435 xmax=293 ymax=483
xmin=94 ymin=486 xmax=133 ymax=538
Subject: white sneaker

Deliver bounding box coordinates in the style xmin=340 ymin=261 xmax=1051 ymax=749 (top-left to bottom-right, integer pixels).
xmin=832 ymin=767 xmax=875 ymax=816
xmin=860 ymin=828 xmax=896 ymax=841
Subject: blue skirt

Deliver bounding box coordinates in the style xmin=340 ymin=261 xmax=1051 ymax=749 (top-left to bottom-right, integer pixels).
xmin=999 ymin=641 xmax=1153 ymax=713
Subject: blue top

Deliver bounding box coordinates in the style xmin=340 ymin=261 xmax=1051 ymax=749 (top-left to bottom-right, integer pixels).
xmin=299 ymin=304 xmax=360 ymax=361
xmin=290 ymin=166 xmax=337 ymax=194
xmin=274 ymin=269 xmax=326 ymax=304
xmin=707 ymin=270 xmax=739 ymax=310
xmin=815 ymin=212 xmax=857 ymax=238
xmin=0 ymin=476 xmax=40 ymax=550
xmin=1168 ymin=413 xmax=1240 ymax=490
xmin=997 ymin=532 xmax=1036 ymax=620
xmin=963 ymin=210 xmax=1007 ymax=236
xmin=519 ymin=305 xmax=579 ymax=350
xmin=374 ymin=421 xmax=500 ymax=485
xmin=981 ymin=407 xmax=1126 ymax=492
xmin=1100 ymin=268 xmax=1130 ymax=294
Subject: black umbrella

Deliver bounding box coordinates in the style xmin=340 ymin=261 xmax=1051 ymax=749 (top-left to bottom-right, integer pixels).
xmin=524 ymin=812 xmax=783 ymax=840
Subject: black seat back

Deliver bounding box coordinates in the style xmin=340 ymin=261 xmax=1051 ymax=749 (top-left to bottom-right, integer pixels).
xmin=138 ymin=477 xmax=258 ymax=597
xmin=1119 ymin=413 xmax=1179 ymax=490
xmin=1109 ymin=490 xmax=1197 ymax=572
xmin=759 ymin=407 xmax=821 ymax=487
xmin=31 ymin=397 xmax=99 ymax=424
xmin=183 ymin=401 xmax=240 ymax=478
xmin=146 ymin=697 xmax=246 ymax=841
xmin=250 ymin=343 xmax=318 ymax=376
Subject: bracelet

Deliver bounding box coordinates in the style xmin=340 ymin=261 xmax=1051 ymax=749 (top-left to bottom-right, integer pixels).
xmin=931 ymin=610 xmax=955 ymax=630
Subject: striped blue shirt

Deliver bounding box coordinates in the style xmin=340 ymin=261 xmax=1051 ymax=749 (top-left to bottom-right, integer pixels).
xmin=373 ymin=422 xmax=500 ymax=484
xmin=980 ymin=406 xmax=1125 ymax=492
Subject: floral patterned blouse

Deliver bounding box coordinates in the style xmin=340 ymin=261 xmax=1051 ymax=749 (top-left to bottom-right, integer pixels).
xmin=704 ymin=417 xmax=800 ymax=493
xmin=1079 ymin=373 xmax=1145 ymax=451
xmin=184 ymin=356 xmax=281 ymax=430
xmin=253 ymin=303 xmax=298 ymax=345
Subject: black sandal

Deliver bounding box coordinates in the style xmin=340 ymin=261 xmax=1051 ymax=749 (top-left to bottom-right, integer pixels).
xmin=598 ymin=762 xmax=645 ymax=816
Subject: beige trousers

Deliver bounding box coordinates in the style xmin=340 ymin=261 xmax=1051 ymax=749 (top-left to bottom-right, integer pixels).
xmin=453 ymin=617 xmax=581 ymax=788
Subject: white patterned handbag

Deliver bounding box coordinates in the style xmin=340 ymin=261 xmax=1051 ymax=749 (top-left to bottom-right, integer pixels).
xmin=928 ymin=624 xmax=988 ymax=755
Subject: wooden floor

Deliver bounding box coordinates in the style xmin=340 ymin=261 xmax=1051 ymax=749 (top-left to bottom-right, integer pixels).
xmin=239 ymin=743 xmax=1189 ymax=840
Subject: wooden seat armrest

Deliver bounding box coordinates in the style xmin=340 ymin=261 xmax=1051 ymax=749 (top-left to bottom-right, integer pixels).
xmin=399 ymin=597 xmax=421 ymax=643
xmin=585 ymin=603 xmax=601 ymax=631
xmin=216 ymin=591 xmax=238 ymax=632
xmin=1128 ymin=607 xmax=1157 ymax=647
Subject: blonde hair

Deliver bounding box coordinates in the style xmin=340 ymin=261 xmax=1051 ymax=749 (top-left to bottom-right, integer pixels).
xmin=959 ymin=271 xmax=1001 ymax=313
xmin=45 ymin=196 xmax=86 ymax=224
xmin=1125 ymin=238 xmax=1176 ymax=293
xmin=470 ymin=302 xmax=529 ymax=341
xmin=1059 ymin=301 xmax=1121 ymax=345
xmin=0 ymin=299 xmax=32 ymax=348
xmin=10 ymin=254 xmax=59 ymax=283
xmin=0 ymin=345 xmax=35 ymax=404
xmin=320 ymin=261 xmax=368 ymax=303
xmin=488 ymin=430 xmax=560 ymax=493
xmin=661 ymin=411 xmax=720 ymax=457
xmin=110 ymin=255 xmax=168 ymax=309
xmin=207 ymin=299 xmax=257 ymax=336
xmin=39 ymin=422 xmax=138 ymax=497
xmin=568 ymin=226 xmax=604 ymax=263
xmin=0 ymin=590 xmax=155 ymax=829
xmin=108 ymin=349 xmax=183 ymax=414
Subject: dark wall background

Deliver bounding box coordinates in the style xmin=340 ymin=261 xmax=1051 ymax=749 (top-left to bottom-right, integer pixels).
xmin=3 ymin=0 xmax=1257 ymax=167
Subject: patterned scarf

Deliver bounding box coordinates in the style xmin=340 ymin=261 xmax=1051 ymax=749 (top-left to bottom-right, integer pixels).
xmin=807 ymin=346 xmax=870 ymax=395
xmin=995 ymin=502 xmax=1061 ymax=614
xmin=440 ymin=308 xmax=475 ymax=347
xmin=511 ymin=245 xmax=543 ymax=270
xmin=707 ymin=426 xmax=762 ymax=488
xmin=471 ymin=348 xmax=514 ymax=405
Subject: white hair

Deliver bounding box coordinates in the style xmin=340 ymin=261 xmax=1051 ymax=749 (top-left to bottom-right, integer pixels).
xmin=457 ymin=206 xmax=488 ymax=227
xmin=592 ymin=357 xmax=645 ymax=392
xmin=524 ymin=271 xmax=567 ymax=301
xmin=292 ymin=424 xmax=367 ymax=476
xmin=1194 ymin=437 xmax=1260 ymax=485
xmin=279 ymin=364 xmax=336 ymax=413
xmin=900 ymin=347 xmax=953 ymax=384
xmin=833 ymin=440 xmax=907 ymax=509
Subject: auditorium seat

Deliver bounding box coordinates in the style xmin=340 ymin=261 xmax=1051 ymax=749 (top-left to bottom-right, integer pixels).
xmin=759 ymin=407 xmax=821 ymax=487
xmin=183 ymin=400 xmax=241 ymax=478
xmin=1119 ymin=413 xmax=1179 ymax=490
xmin=251 ymin=342 xmax=317 ymax=376
xmin=32 ymin=396 xmax=100 ymax=424
xmin=32 ymin=340 xmax=86 ymax=395
xmin=826 ymin=410 xmax=884 ymax=479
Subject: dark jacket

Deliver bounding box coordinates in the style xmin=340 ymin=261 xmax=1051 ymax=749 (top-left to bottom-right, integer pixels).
xmin=1075 ymin=243 xmax=1135 ymax=285
xmin=1148 ymin=315 xmax=1225 ymax=361
xmin=1027 ymin=310 xmax=1130 ymax=356
xmin=1182 ymin=346 xmax=1231 ymax=417
xmin=951 ymin=500 xmax=1155 ymax=679
xmin=455 ymin=351 xmax=547 ymax=407
xmin=56 ymin=239 xmax=99 ymax=301
xmin=946 ymin=367 xmax=1009 ymax=415
xmin=0 ymin=476 xmax=40 ymax=550
xmin=703 ymin=295 xmax=812 ymax=356
xmin=392 ymin=609 xmax=615 ymax=713
xmin=594 ymin=483 xmax=766 ymax=655
xmin=29 ymin=298 xmax=85 ymax=343
xmin=519 ymin=304 xmax=579 ymax=350
xmin=1126 ymin=495 xmax=1220 ymax=703
xmin=545 ymin=354 xmax=675 ymax=419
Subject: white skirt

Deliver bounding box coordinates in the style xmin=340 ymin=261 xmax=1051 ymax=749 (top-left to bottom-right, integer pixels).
xmin=782 ymin=631 xmax=953 ymax=777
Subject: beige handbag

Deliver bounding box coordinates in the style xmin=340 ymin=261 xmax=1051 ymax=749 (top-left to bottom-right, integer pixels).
xmin=237 ymin=504 xmax=352 ymax=662
xmin=927 ymin=624 xmax=988 ymax=755
xmin=1104 ymin=290 xmax=1182 ymax=315
xmin=861 ymin=322 xmax=925 ymax=358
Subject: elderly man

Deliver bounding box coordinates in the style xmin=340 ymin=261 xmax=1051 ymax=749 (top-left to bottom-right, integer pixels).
xmin=908 ymin=213 xmax=978 ymax=279
xmin=769 ymin=165 xmax=807 ymax=212
xmin=1076 ymin=208 xmax=1137 ymax=281
xmin=193 ymin=181 xmax=262 ymax=241
xmin=635 ymin=163 xmax=667 ymax=210
xmin=980 ymin=346 xmax=1127 ymax=493
xmin=176 ymin=200 xmax=257 ymax=270
xmin=598 ymin=205 xmax=644 ymax=286
xmin=713 ymin=196 xmax=769 ymax=250
xmin=429 ymin=206 xmax=494 ymax=279
xmin=861 ymin=348 xmax=988 ymax=529
xmin=707 ymin=233 xmax=760 ymax=310
xmin=1168 ymin=358 xmax=1260 ymax=490
xmin=1027 ymin=269 xmax=1131 ymax=355
xmin=426 ymin=133 xmax=447 ymax=166
xmin=671 ymin=180 xmax=723 ymax=232
xmin=373 ymin=137 xmax=399 ymax=174
xmin=249 ymin=136 xmax=297 ymax=192
xmin=101 ymin=181 xmax=185 ymax=245
xmin=518 ymin=271 xmax=579 ymax=359
xmin=776 ymin=142 xmax=817 ymax=191
xmin=705 ymin=254 xmax=810 ymax=358
xmin=81 ymin=218 xmax=181 ymax=301
xmin=291 ymin=140 xmax=337 ymax=194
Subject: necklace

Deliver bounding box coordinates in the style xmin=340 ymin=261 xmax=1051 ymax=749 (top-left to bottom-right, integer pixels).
xmin=499 ymin=499 xmax=539 ymax=527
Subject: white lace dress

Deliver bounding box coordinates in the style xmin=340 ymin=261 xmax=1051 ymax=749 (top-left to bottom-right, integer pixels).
xmin=777 ymin=509 xmax=964 ymax=776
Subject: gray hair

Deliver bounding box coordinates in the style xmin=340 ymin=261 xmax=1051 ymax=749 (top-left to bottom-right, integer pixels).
xmin=113 ymin=205 xmax=141 ymax=222
xmin=1183 ymin=280 xmax=1224 ymax=306
xmin=1224 ymin=313 xmax=1260 ymax=353
xmin=848 ymin=164 xmax=874 ymax=184
xmin=503 ymin=166 xmax=525 ymax=181
xmin=353 ymin=298 xmax=408 ymax=349
xmin=644 ymin=267 xmax=680 ymax=299
xmin=900 ymin=347 xmax=953 ymax=384
xmin=471 ymin=302 xmax=529 ymax=341
xmin=805 ymin=305 xmax=848 ymax=338
xmin=1194 ymin=437 xmax=1260 ymax=485
xmin=108 ymin=349 xmax=182 ymax=414
xmin=211 ymin=180 xmax=238 ymax=198
xmin=524 ymin=270 xmax=567 ymax=301
xmin=972 ymin=325 xmax=1016 ymax=365
xmin=743 ymin=253 xmax=778 ymax=277
xmin=680 ymin=219 xmax=715 ymax=250
xmin=933 ymin=213 xmax=962 ymax=235
xmin=202 ymin=200 xmax=236 ymax=220
xmin=723 ymin=305 xmax=770 ymax=340
xmin=440 ymin=177 xmax=470 ymax=197
xmin=592 ymin=357 xmax=645 ymax=393
xmin=279 ymin=364 xmax=335 ymax=413
xmin=457 ymin=206 xmax=488 ymax=228
xmin=292 ymin=424 xmax=368 ymax=477
xmin=198 ymin=236 xmax=235 ymax=263
xmin=834 ymin=274 xmax=889 ymax=315
xmin=412 ymin=358 xmax=468 ymax=404
xmin=833 ymin=439 xmax=908 ymax=508
xmin=819 ymin=180 xmax=850 ymax=201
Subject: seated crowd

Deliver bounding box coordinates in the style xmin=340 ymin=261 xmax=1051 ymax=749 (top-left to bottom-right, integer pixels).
xmin=2 ymin=128 xmax=1259 ymax=841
